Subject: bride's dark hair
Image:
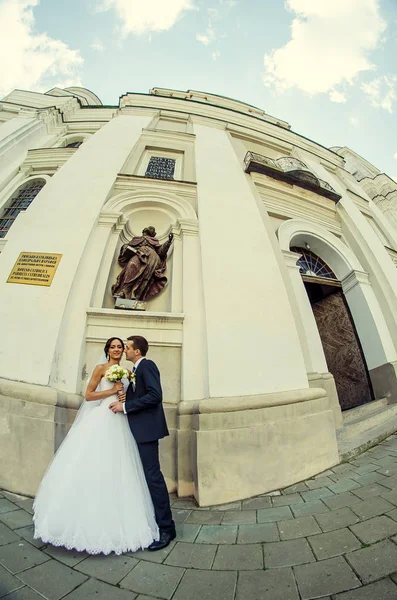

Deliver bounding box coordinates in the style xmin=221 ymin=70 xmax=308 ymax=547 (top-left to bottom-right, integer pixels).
xmin=104 ymin=337 xmax=125 ymax=359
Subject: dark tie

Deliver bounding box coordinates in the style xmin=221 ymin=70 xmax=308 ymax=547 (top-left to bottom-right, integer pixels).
xmin=133 ymin=366 xmax=136 ymax=374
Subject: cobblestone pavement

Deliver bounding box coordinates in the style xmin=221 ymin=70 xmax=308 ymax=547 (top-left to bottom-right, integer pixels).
xmin=3 ymin=436 xmax=397 ymax=599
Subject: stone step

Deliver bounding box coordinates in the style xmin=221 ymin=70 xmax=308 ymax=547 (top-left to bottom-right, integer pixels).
xmin=338 ymin=409 xmax=397 ymax=462
xmin=337 ymin=403 xmax=397 ymax=442
xmin=343 ymin=398 xmax=388 ymax=425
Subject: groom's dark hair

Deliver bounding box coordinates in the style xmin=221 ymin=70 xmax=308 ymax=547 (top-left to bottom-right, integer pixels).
xmin=127 ymin=335 xmax=149 ymax=356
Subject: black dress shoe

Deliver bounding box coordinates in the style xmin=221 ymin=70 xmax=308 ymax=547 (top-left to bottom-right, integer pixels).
xmin=148 ymin=530 xmax=176 ymax=551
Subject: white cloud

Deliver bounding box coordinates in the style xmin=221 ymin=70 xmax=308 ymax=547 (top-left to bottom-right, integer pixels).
xmin=361 ymin=75 xmax=397 ymax=112
xmin=394 ymin=153 xmax=397 ymax=160
xmin=263 ymin=0 xmax=386 ymax=102
xmin=90 ymin=38 xmax=104 ymax=52
xmin=212 ymin=49 xmax=220 ymax=60
xmin=196 ymin=26 xmax=217 ymax=46
xmin=98 ymin=0 xmax=195 ymax=36
xmin=349 ymin=116 xmax=359 ymax=126
xmin=329 ymin=90 xmax=347 ymax=103
xmin=0 ymin=0 xmax=83 ymax=98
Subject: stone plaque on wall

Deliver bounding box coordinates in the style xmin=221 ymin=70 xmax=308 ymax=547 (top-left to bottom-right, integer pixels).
xmin=7 ymin=252 xmax=62 ymax=286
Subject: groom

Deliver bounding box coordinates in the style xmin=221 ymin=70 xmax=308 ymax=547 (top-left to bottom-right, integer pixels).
xmin=109 ymin=335 xmax=176 ymax=551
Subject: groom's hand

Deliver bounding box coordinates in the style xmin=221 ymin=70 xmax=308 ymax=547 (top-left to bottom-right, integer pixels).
xmin=109 ymin=401 xmax=124 ymax=413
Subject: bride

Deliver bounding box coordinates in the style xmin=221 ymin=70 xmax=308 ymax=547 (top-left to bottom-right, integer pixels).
xmin=33 ymin=337 xmax=159 ymax=555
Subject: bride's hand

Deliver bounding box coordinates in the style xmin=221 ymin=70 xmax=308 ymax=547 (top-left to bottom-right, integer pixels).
xmin=112 ymin=381 xmax=124 ymax=394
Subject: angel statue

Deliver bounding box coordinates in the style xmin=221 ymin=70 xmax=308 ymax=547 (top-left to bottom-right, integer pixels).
xmin=111 ymin=226 xmax=174 ymax=302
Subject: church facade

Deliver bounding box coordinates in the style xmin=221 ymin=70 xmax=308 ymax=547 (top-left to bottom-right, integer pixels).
xmin=1 ymin=86 xmax=397 ymax=505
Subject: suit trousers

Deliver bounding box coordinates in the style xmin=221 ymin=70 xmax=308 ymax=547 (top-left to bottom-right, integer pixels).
xmin=137 ymin=440 xmax=175 ymax=535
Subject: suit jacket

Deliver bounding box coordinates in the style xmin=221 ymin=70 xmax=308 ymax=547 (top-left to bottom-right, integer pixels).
xmin=124 ymin=358 xmax=169 ymax=443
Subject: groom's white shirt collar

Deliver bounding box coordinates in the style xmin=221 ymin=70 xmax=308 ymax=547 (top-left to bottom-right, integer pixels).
xmin=133 ymin=357 xmax=145 ymax=371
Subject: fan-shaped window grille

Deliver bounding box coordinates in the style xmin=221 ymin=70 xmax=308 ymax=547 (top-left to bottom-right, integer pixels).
xmin=0 ymin=179 xmax=46 ymax=238
xmin=66 ymin=141 xmax=83 ymax=148
xmin=291 ymin=246 xmax=337 ymax=280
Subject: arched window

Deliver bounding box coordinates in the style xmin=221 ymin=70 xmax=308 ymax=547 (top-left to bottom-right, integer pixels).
xmin=291 ymin=246 xmax=337 ymax=280
xmin=0 ymin=179 xmax=46 ymax=238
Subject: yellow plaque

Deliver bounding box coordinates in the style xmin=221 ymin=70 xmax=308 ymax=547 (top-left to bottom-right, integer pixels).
xmin=7 ymin=252 xmax=62 ymax=287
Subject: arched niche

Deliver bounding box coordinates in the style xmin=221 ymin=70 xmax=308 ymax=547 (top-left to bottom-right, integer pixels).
xmin=95 ymin=190 xmax=197 ymax=312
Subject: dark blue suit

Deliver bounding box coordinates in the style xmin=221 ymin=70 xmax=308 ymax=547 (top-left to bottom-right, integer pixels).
xmin=124 ymin=358 xmax=174 ymax=535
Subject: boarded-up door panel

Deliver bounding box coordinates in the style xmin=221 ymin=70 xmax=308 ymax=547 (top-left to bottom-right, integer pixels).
xmin=311 ymin=290 xmax=373 ymax=410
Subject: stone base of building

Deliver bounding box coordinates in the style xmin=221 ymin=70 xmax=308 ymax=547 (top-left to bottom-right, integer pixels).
xmin=1 ymin=378 xmax=339 ymax=504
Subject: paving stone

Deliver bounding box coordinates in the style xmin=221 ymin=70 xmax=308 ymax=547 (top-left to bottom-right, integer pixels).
xmin=172 ymin=509 xmax=192 ymax=523
xmin=171 ymin=498 xmax=199 ymax=510
xmin=346 ymin=540 xmax=397 ymax=583
xmin=376 ymin=465 xmax=397 ymax=477
xmin=332 ymin=464 xmax=356 ymax=474
xmin=379 ymin=476 xmax=397 ymax=490
xmin=119 ymin=561 xmax=184 ymax=599
xmin=0 ymin=510 xmax=32 ymax=530
xmin=1 ymin=492 xmax=26 ymax=503
xmin=241 ymin=496 xmax=272 ymax=509
xmin=350 ymin=463 xmax=380 ymax=475
xmin=18 ymin=560 xmax=88 ymax=600
xmin=314 ymin=507 xmax=360 ymax=532
xmin=43 ymin=545 xmax=89 ymax=567
xmin=332 ymin=578 xmax=397 ymax=599
xmin=211 ymin=501 xmax=241 ymax=511
xmin=13 ymin=526 xmax=46 ymax=549
xmin=75 ymin=554 xmax=139 ymax=584
xmin=351 ymin=496 xmax=396 ymax=520
xmin=185 ymin=511 xmax=224 ymax=525
xmin=294 ymin=556 xmax=360 ymax=599
xmin=381 ymin=489 xmax=397 ymax=506
xmin=350 ymin=516 xmax=397 ymax=544
xmin=282 ymin=482 xmax=308 ymax=494
xmin=0 ymin=499 xmax=19 ymax=515
xmin=14 ymin=499 xmax=34 ymax=515
xmin=349 ymin=472 xmax=390 ymax=487
xmin=278 ymin=516 xmax=321 ymax=540
xmin=291 ymin=500 xmax=329 ymax=518
xmin=173 ymin=569 xmax=237 ymax=600
xmin=387 ymin=508 xmax=397 ymax=522
xmin=196 ymin=525 xmax=237 ymax=544
xmin=212 ymin=543 xmax=263 ymax=570
xmin=0 ymin=522 xmax=20 ymax=546
xmin=308 ymin=528 xmax=361 ymax=560
xmin=329 ymin=472 xmax=358 ymax=484
xmin=1 ymin=588 xmax=45 ymax=600
xmin=0 ymin=563 xmax=24 ymax=597
xmin=237 ymin=523 xmax=279 ymax=544
xmin=0 ymin=540 xmax=50 ymax=574
xmin=352 ymin=483 xmax=390 ymax=500
xmin=236 ymin=568 xmax=299 ymax=600
xmin=372 ymin=456 xmax=397 ymax=468
xmin=257 ymin=506 xmax=293 ymax=523
xmin=328 ymin=480 xmax=362 ymax=494
xmin=63 ymin=578 xmax=137 ymax=600
xmin=174 ymin=523 xmax=201 ymax=543
xmin=264 ymin=538 xmax=315 ymax=568
xmin=322 ymin=492 xmax=361 ymax=511
xmin=165 ymin=541 xmax=217 ymax=568
xmin=221 ymin=510 xmax=256 ymax=525
xmin=305 ymin=477 xmax=334 ymax=489
xmin=272 ymin=493 xmax=304 ymax=506
xmin=128 ymin=541 xmax=177 ymax=564
xmin=300 ymin=488 xmax=335 ymax=502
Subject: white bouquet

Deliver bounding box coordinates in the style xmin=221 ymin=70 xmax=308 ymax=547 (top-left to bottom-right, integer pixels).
xmin=105 ymin=364 xmax=129 ymax=382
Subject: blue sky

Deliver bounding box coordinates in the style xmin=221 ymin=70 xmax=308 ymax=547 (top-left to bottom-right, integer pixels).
xmin=1 ymin=0 xmax=397 ymax=178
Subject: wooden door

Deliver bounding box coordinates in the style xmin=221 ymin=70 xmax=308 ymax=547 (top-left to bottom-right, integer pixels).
xmin=311 ymin=289 xmax=373 ymax=410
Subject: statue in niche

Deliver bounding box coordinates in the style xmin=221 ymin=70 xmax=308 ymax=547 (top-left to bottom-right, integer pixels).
xmin=111 ymin=226 xmax=174 ymax=302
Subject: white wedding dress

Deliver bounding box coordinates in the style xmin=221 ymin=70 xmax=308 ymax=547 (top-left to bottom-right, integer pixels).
xmin=33 ymin=377 xmax=159 ymax=555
